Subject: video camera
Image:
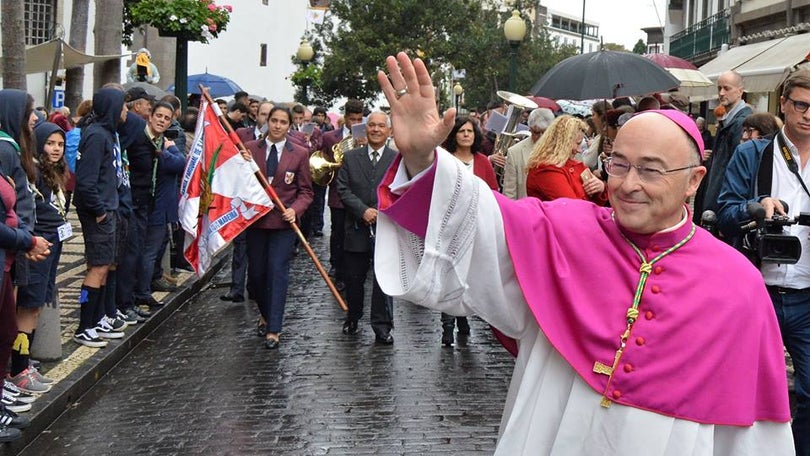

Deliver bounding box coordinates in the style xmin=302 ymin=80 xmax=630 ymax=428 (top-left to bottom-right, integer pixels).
xmin=739 ymin=201 xmax=810 ymax=265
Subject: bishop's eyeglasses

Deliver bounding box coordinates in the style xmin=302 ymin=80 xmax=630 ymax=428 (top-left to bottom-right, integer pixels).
xmin=604 ymin=156 xmax=699 ymax=183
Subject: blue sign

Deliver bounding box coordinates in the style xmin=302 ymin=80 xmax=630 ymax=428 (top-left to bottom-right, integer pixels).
xmin=52 ymin=89 xmax=65 ymax=109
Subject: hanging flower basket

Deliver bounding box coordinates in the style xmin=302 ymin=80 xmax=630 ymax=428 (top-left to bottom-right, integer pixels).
xmin=130 ymin=0 xmax=232 ymax=44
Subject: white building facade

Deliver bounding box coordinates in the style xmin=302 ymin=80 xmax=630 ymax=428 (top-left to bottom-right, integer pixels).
xmin=1 ymin=0 xmax=312 ymax=108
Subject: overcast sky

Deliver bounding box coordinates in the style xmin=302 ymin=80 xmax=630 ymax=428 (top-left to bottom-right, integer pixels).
xmin=542 ymin=0 xmax=664 ymax=50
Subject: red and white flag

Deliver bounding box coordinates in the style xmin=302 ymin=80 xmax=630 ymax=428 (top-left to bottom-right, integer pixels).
xmin=179 ymin=99 xmax=273 ymax=275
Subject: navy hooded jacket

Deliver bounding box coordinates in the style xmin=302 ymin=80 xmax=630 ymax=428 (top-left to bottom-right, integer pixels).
xmin=73 ymin=88 xmax=125 ymax=217
xmin=33 ymin=122 xmax=68 ymax=236
xmin=0 ymin=89 xmax=36 ymax=230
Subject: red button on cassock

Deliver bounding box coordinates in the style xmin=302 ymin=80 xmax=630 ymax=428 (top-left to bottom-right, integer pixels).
xmin=645 ymin=311 xmax=654 ymax=320
xmin=612 ymin=390 xmax=622 ymax=399
xmin=653 ymin=266 xmax=663 ymax=274
xmin=636 ymin=337 xmax=645 ymax=346
xmin=623 ymin=364 xmax=633 ymax=373
xmin=651 ymin=285 xmax=661 ymax=294
xmin=651 ymin=245 xmax=661 ymax=252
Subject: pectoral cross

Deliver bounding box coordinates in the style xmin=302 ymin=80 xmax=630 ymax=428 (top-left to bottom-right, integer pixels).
xmin=593 ymin=348 xmax=624 ymax=408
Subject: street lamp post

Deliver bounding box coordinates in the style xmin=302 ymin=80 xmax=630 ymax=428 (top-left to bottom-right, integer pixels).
xmin=503 ymin=10 xmax=527 ymax=93
xmin=453 ymin=82 xmax=464 ymax=113
xmin=296 ymin=40 xmax=314 ymax=106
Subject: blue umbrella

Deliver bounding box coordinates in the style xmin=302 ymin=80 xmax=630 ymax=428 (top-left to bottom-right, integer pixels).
xmin=167 ymin=72 xmax=243 ymax=98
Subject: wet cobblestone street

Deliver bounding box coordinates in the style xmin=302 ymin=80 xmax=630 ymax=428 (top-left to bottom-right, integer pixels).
xmin=20 ymin=235 xmax=514 ymax=455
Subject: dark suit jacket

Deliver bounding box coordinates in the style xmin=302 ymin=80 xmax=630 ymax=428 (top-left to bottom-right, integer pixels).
xmin=336 ymin=145 xmax=396 ymax=253
xmin=321 ymin=128 xmax=346 ymax=209
xmin=244 ymin=139 xmax=314 ymax=230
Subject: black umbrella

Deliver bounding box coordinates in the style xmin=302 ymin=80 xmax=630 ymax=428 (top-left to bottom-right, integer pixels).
xmin=530 ymin=50 xmax=680 ymax=101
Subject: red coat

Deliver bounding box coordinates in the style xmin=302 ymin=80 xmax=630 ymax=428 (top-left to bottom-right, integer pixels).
xmin=471 ymin=152 xmax=499 ymax=191
xmin=244 ymin=138 xmax=314 ymax=230
xmin=526 ymin=158 xmax=607 ymax=204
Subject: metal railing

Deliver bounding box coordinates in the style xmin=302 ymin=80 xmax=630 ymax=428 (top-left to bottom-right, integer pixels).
xmin=670 ymin=9 xmax=730 ymax=60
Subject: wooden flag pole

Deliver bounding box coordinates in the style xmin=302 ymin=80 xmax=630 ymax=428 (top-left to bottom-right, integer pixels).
xmin=199 ymin=86 xmax=347 ymax=312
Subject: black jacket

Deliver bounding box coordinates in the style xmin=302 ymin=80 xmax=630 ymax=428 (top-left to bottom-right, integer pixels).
xmin=32 ymin=122 xmax=68 ymax=236
xmin=73 ymin=88 xmax=125 ymax=217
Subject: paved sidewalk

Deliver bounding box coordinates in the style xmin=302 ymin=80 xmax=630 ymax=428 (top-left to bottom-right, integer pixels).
xmin=1 ymin=211 xmax=219 ymax=455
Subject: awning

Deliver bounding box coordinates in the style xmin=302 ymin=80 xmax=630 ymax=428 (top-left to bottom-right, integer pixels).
xmin=0 ymin=39 xmax=128 ymax=74
xmin=682 ymin=34 xmax=810 ymax=100
xmin=734 ymin=34 xmax=810 ymax=92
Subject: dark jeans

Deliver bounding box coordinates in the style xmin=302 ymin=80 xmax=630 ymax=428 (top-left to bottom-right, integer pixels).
xmin=117 ymin=204 xmax=148 ymax=308
xmin=769 ymin=286 xmax=810 ymax=456
xmin=329 ymin=207 xmax=345 ymax=279
xmin=135 ymin=224 xmax=168 ymax=299
xmin=344 ymin=250 xmax=393 ymax=337
xmin=229 ymin=231 xmax=247 ymax=299
xmin=245 ymin=228 xmax=296 ymax=334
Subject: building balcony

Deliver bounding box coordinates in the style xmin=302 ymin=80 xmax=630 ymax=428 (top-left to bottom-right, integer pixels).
xmin=670 ymin=10 xmax=730 ymax=61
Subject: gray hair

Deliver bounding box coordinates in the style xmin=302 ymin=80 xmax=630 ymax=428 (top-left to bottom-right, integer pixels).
xmin=528 ymin=108 xmax=555 ymax=130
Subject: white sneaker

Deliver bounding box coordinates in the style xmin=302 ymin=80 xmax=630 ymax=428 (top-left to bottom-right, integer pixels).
xmin=95 ymin=318 xmax=124 ymax=339
xmin=73 ymin=329 xmax=108 ymax=348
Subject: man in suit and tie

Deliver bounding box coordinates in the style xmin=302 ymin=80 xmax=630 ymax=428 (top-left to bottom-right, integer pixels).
xmin=321 ymin=99 xmax=366 ymax=290
xmin=336 ymin=111 xmax=395 ymax=344
xmin=243 ymin=106 xmax=313 ymax=349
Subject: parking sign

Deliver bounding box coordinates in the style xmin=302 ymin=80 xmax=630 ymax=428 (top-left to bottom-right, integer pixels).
xmin=52 ymin=89 xmax=65 ymax=109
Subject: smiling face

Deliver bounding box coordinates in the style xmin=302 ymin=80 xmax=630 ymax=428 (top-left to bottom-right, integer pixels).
xmin=366 ymin=112 xmax=390 ymax=150
xmin=607 ymin=113 xmax=706 ymax=234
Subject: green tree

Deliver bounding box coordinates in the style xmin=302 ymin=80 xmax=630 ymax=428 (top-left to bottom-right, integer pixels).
xmin=299 ymin=0 xmax=576 ymax=109
xmin=602 ymin=42 xmax=627 ymax=52
xmin=632 ymin=39 xmax=647 ymax=54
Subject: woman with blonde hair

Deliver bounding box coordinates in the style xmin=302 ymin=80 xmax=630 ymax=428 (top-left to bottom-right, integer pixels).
xmin=525 ymin=115 xmax=607 ymax=204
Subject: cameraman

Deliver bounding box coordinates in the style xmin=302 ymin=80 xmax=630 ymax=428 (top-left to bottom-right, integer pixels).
xmin=717 ymin=69 xmax=810 ymax=456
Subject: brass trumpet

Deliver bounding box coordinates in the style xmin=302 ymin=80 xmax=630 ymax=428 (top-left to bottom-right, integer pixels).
xmin=309 ymin=135 xmax=353 ymax=186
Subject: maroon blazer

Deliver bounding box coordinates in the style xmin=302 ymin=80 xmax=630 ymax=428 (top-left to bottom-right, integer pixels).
xmin=236 ymin=126 xmax=262 ymax=145
xmin=288 ymin=126 xmax=323 ymax=154
xmin=320 ymin=127 xmax=346 ymax=209
xmin=244 ymin=138 xmax=314 ymax=230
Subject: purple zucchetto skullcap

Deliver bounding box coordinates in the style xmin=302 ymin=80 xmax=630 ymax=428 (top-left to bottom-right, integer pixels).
xmin=637 ymin=109 xmax=705 ymax=159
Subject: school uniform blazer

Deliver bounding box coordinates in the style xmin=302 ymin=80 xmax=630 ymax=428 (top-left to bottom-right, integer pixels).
xmin=236 ymin=126 xmax=261 ymax=145
xmin=244 ymin=139 xmax=314 ymax=230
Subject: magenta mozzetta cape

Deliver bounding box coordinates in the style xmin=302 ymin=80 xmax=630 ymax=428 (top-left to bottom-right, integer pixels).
xmin=378 ymin=153 xmax=790 ymax=427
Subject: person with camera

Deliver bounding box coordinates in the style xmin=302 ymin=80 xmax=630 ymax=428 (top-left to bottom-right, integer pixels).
xmin=374 ymin=52 xmax=793 ymax=455
xmin=717 ymin=69 xmax=810 ymax=456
